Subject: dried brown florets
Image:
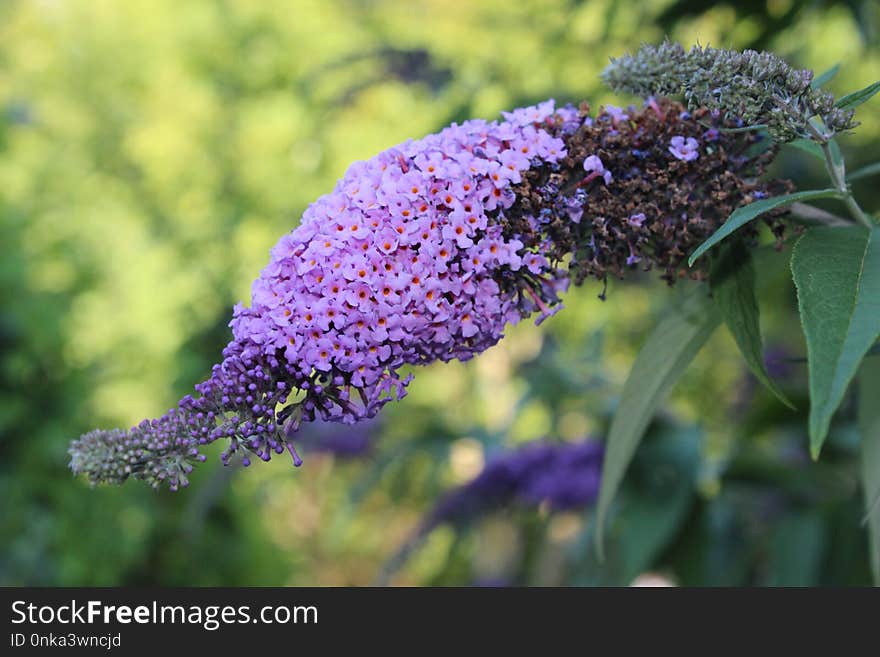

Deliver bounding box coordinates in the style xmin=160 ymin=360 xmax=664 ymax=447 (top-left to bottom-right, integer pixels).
xmin=504 ymin=98 xmax=793 ymax=288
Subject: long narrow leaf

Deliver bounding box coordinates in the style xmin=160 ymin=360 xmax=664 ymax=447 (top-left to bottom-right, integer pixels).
xmin=689 ymin=189 xmax=840 ymax=266
xmin=848 ymin=161 xmax=880 ymax=183
xmin=836 ymin=80 xmax=880 ymax=110
xmin=594 ymin=287 xmax=720 ymax=554
xmin=792 ymin=226 xmax=880 ymax=457
xmin=811 ymin=64 xmax=840 ymax=89
xmin=711 ymin=243 xmax=794 ymax=408
xmin=786 ymin=139 xmax=825 ymax=162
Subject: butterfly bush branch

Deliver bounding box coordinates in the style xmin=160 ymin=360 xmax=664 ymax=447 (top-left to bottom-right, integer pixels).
xmin=70 ymin=93 xmax=793 ymax=491
xmin=818 ymin=141 xmax=875 ymax=228
xmin=788 ymin=202 xmax=850 ymax=228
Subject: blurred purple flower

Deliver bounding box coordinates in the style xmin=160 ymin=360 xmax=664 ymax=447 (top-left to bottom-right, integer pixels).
xmin=763 ymin=344 xmax=796 ymax=381
xmin=424 ymin=439 xmax=604 ymax=531
xmin=733 ymin=343 xmax=798 ymax=413
xmin=296 ymin=417 xmax=380 ymax=458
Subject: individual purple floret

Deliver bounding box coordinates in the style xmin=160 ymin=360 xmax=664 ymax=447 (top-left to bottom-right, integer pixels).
xmin=628 ymin=213 xmax=646 ymax=228
xmin=668 ymin=135 xmax=699 ymax=161
xmin=582 ymin=155 xmax=613 ymax=185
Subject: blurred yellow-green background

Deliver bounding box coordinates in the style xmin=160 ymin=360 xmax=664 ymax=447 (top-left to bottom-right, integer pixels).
xmin=2 ymin=0 xmax=879 ymax=586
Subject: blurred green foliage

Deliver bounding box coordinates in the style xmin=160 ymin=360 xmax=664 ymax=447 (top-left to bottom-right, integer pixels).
xmin=1 ymin=0 xmax=878 ymax=585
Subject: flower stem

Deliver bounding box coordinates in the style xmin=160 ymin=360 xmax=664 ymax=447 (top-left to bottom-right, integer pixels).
xmin=789 ymin=202 xmax=850 ymax=227
xmin=818 ymin=140 xmax=875 ymax=228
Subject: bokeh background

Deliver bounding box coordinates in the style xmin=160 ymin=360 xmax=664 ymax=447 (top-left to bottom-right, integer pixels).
xmin=2 ymin=0 xmax=879 ymax=586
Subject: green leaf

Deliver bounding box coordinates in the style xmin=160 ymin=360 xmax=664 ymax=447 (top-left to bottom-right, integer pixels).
xmin=688 ymin=189 xmax=840 ymax=266
xmin=594 ymin=287 xmax=720 ymax=554
xmin=811 ymin=63 xmax=841 ymax=89
xmin=848 ymin=161 xmax=880 ymax=183
xmin=767 ymin=511 xmax=827 ymax=586
xmin=836 ymin=80 xmax=880 ymax=110
xmin=860 ymin=357 xmax=880 ymax=585
xmin=791 ymin=226 xmax=880 ymax=457
xmin=710 ymin=243 xmax=794 ymax=409
xmin=568 ymin=425 xmax=700 ymax=586
xmin=786 ymin=139 xmax=824 ymax=162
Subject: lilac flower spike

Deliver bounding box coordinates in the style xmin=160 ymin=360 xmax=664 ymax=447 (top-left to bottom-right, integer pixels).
xmin=70 ymin=97 xmax=790 ymax=490
xmin=669 ymin=135 xmax=699 ymax=161
xmin=70 ymin=100 xmax=572 ymax=489
xmin=226 ymin=111 xmax=571 ymax=446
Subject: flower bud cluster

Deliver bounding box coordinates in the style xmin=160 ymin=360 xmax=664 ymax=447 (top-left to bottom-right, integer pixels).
xmin=602 ymin=41 xmax=856 ymax=141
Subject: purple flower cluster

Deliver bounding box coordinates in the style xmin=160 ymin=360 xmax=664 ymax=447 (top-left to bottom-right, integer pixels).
xmin=69 ymin=416 xmax=207 ymax=492
xmin=230 ymin=100 xmax=569 ymax=419
xmin=70 ymin=100 xmax=578 ymax=489
xmin=425 ymin=439 xmax=604 ymax=529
